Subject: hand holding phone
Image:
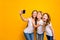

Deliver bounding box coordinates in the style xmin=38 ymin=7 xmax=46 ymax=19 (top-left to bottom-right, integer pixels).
xmin=22 ymin=10 xmax=25 ymax=14
xmin=19 ymin=10 xmax=26 ymax=15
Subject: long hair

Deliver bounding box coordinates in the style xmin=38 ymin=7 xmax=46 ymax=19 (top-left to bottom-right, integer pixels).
xmin=32 ymin=10 xmax=38 ymax=25
xmin=32 ymin=10 xmax=38 ymax=18
xmin=43 ymin=13 xmax=51 ymax=26
xmin=38 ymin=11 xmax=43 ymax=19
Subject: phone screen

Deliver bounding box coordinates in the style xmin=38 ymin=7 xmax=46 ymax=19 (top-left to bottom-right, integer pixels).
xmin=23 ymin=10 xmax=25 ymax=14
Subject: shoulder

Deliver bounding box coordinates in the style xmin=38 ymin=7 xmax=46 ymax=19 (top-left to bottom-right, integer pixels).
xmin=48 ymin=22 xmax=52 ymax=27
xmin=28 ymin=17 xmax=32 ymax=21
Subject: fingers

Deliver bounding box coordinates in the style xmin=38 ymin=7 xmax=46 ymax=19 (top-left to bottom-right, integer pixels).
xmin=19 ymin=10 xmax=23 ymax=15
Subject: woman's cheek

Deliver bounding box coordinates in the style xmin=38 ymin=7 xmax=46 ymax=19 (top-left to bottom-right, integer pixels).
xmin=37 ymin=16 xmax=40 ymax=18
xmin=43 ymin=18 xmax=47 ymax=21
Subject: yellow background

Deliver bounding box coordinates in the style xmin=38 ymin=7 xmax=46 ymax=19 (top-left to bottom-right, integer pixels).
xmin=0 ymin=0 xmax=60 ymax=40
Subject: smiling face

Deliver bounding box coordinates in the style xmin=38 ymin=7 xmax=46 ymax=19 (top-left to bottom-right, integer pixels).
xmin=32 ymin=10 xmax=38 ymax=18
xmin=42 ymin=14 xmax=48 ymax=22
xmin=37 ymin=12 xmax=42 ymax=19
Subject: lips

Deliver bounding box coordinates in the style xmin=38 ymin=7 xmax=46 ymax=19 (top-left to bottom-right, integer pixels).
xmin=43 ymin=18 xmax=45 ymax=19
xmin=43 ymin=18 xmax=47 ymax=21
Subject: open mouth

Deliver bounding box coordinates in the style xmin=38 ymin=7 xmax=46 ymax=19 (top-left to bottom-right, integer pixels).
xmin=43 ymin=18 xmax=45 ymax=19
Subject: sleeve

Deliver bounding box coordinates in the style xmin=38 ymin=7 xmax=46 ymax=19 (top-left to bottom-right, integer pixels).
xmin=27 ymin=18 xmax=30 ymax=22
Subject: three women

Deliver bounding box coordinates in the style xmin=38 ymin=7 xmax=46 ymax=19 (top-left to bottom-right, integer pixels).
xmin=19 ymin=10 xmax=55 ymax=40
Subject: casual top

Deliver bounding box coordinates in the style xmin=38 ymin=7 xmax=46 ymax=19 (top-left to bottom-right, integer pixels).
xmin=46 ymin=23 xmax=53 ymax=36
xmin=37 ymin=20 xmax=44 ymax=34
xmin=24 ymin=17 xmax=34 ymax=33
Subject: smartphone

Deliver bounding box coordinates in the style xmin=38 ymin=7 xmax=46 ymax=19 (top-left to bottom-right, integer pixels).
xmin=22 ymin=10 xmax=25 ymax=14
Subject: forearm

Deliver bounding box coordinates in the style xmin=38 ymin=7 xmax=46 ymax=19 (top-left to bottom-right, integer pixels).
xmin=52 ymin=29 xmax=55 ymax=37
xmin=42 ymin=24 xmax=46 ymax=31
xmin=33 ymin=24 xmax=40 ymax=28
xmin=33 ymin=24 xmax=37 ymax=28
xmin=20 ymin=14 xmax=28 ymax=22
xmin=50 ymin=26 xmax=55 ymax=39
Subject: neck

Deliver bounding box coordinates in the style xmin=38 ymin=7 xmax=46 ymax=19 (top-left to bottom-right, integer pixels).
xmin=38 ymin=18 xmax=41 ymax=21
xmin=32 ymin=17 xmax=35 ymax=20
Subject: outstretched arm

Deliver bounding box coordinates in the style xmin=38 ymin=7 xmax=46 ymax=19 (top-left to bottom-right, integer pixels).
xmin=19 ymin=10 xmax=28 ymax=22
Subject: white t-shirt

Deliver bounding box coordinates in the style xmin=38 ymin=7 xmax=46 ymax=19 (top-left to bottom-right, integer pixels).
xmin=46 ymin=23 xmax=53 ymax=36
xmin=24 ymin=17 xmax=34 ymax=33
xmin=37 ymin=20 xmax=44 ymax=34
